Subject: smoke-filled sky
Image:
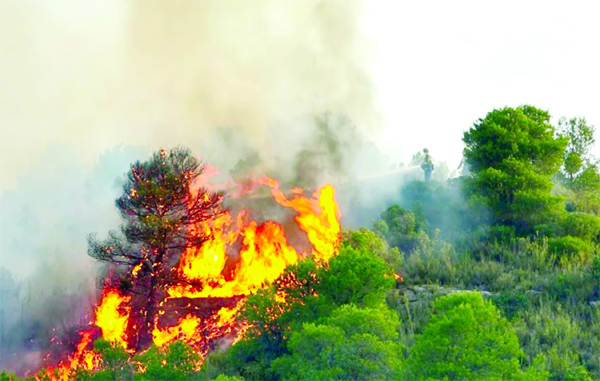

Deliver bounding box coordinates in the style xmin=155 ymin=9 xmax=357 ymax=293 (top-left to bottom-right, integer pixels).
xmin=367 ymin=0 xmax=600 ymax=169
xmin=1 ymin=0 xmax=599 ymax=277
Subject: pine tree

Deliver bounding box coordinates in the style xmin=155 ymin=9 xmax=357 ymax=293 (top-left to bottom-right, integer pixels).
xmin=88 ymin=147 xmax=222 ymax=350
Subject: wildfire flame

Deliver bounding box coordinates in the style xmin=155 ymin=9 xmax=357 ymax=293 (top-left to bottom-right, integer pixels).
xmin=42 ymin=330 xmax=100 ymax=380
xmin=94 ymin=288 xmax=132 ymax=349
xmin=41 ymin=174 xmax=341 ymax=378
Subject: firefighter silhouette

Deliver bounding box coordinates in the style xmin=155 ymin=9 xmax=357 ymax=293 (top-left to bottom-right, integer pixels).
xmin=421 ymin=148 xmax=434 ymax=181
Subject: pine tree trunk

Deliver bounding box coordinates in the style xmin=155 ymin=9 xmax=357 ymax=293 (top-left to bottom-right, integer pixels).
xmin=136 ymin=250 xmax=164 ymax=351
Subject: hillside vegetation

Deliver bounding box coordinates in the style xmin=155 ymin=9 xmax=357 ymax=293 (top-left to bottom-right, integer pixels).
xmin=2 ymin=105 xmax=599 ymax=380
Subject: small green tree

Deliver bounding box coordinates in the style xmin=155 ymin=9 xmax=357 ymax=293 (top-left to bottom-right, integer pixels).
xmin=463 ymin=106 xmax=568 ymax=234
xmin=271 ymin=304 xmax=403 ymax=381
xmin=343 ymin=228 xmax=403 ymax=274
xmin=88 ymin=147 xmax=223 ymax=349
xmin=134 ymin=341 xmax=201 ymax=380
xmin=374 ymin=205 xmax=429 ymax=254
xmin=405 ymin=292 xmax=549 ymax=380
xmin=557 ymin=116 xmax=596 ymax=181
xmin=318 ymin=246 xmax=395 ymax=308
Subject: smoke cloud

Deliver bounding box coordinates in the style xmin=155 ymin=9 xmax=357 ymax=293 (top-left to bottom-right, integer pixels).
xmin=0 ymin=0 xmax=379 ymax=191
xmin=0 ymin=1 xmax=389 ymax=373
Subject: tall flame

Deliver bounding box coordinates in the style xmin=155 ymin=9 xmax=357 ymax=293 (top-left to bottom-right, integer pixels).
xmin=41 ymin=173 xmax=341 ymax=378
xmin=262 ymin=177 xmax=341 ymax=262
xmin=94 ymin=288 xmax=131 ymax=349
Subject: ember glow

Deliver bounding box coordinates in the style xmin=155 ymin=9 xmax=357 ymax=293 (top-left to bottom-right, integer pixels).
xmin=40 ymin=173 xmax=341 ymax=378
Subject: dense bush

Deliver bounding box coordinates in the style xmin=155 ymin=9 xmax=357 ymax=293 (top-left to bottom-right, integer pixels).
xmin=405 ymin=292 xmax=549 ymax=380
xmin=271 ymin=305 xmax=403 ymax=381
xmin=374 ymin=205 xmax=429 ymax=255
xmin=201 ymin=246 xmax=396 ymax=381
xmin=513 ymin=303 xmax=598 ymax=380
xmin=548 ymin=236 xmax=591 ymax=257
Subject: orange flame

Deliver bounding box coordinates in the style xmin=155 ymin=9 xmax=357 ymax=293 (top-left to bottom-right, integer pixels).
xmin=40 ymin=173 xmax=341 ymax=377
xmin=262 ymin=177 xmax=341 ymax=262
xmin=152 ymin=314 xmax=203 ymax=348
xmin=95 ymin=288 xmax=131 ymax=349
xmin=169 ymin=178 xmax=339 ymax=299
xmin=41 ymin=330 xmax=100 ymax=381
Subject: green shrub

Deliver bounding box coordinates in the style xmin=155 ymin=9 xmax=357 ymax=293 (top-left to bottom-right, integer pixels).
xmin=386 ymin=289 xmax=435 ymax=349
xmin=548 ymin=236 xmax=591 ymax=257
xmin=513 ymin=303 xmax=599 ymax=380
xmin=271 ymin=305 xmax=403 ymax=381
xmin=343 ymin=228 xmax=403 ymax=273
xmin=562 ymin=213 xmax=600 ymax=241
xmin=213 ymin=376 xmax=245 ymax=381
xmin=491 ymin=292 xmax=531 ymax=319
xmin=403 ymin=242 xmax=461 ymax=286
xmin=542 ymin=271 xmax=597 ymax=304
xmin=375 ymin=205 xmax=429 ymax=254
xmin=318 ymin=246 xmax=395 ymax=307
xmin=488 ymin=225 xmax=517 ymax=243
xmin=405 ymin=292 xmax=549 ymax=380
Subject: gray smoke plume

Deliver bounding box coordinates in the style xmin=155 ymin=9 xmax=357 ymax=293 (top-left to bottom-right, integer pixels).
xmin=0 ymin=0 xmax=379 ymax=190
xmin=0 ymin=0 xmax=393 ymax=374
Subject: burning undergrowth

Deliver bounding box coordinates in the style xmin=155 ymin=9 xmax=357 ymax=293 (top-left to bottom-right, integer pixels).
xmin=37 ymin=148 xmax=341 ymax=380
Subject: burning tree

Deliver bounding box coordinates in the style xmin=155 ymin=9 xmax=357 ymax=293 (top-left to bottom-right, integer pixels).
xmin=88 ymin=147 xmax=222 ymax=350
xmin=38 ymin=146 xmax=341 ymax=379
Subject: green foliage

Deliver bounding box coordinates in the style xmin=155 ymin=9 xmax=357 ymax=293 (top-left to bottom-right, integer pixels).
xmin=513 ymin=303 xmax=598 ymax=380
xmin=548 ymin=236 xmax=591 ymax=257
xmin=571 ymin=165 xmax=600 ymax=192
xmin=464 ymin=158 xmax=564 ymax=234
xmin=133 ymin=341 xmax=201 ymax=380
xmin=318 ymin=246 xmax=394 ymax=307
xmin=463 ymin=105 xmax=568 ymax=234
xmin=375 ymin=204 xmax=429 ymax=254
xmin=562 ymin=212 xmax=600 ymax=241
xmin=200 ymin=335 xmax=280 ymax=381
xmin=537 ymin=212 xmax=600 ymax=241
xmin=557 ymin=116 xmax=596 ymax=184
xmin=342 ymin=228 xmax=403 ymax=273
xmin=563 ymin=151 xmax=583 ymax=179
xmin=464 ymin=106 xmax=567 ymax=174
xmin=206 ymin=245 xmax=396 ymax=381
xmin=72 ymin=339 xmax=201 ymax=380
xmin=589 ymin=255 xmax=600 ymax=281
xmin=406 ymin=292 xmax=549 ymax=380
xmin=213 ymin=375 xmax=245 ymax=381
xmin=0 ymin=371 xmax=18 ymax=381
xmin=71 ymin=339 xmax=132 ymax=380
xmin=487 ymin=225 xmax=516 ymax=243
xmin=557 ymin=116 xmax=596 ymax=159
xmin=543 ymin=271 xmax=598 ymax=305
xmin=271 ymin=304 xmax=403 ymax=381
xmin=242 ymin=246 xmax=394 ymax=337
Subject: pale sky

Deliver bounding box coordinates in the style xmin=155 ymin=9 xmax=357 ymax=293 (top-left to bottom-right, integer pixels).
xmin=367 ymin=0 xmax=600 ymax=170
xmin=1 ymin=1 xmax=600 ymax=277
xmin=1 ymin=0 xmax=599 ymax=188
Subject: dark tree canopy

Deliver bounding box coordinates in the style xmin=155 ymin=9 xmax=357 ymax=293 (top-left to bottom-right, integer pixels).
xmin=462 ymin=106 xmax=568 ymax=234
xmin=463 ymin=105 xmax=567 ymax=175
xmin=88 ymin=147 xmax=223 ymax=349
